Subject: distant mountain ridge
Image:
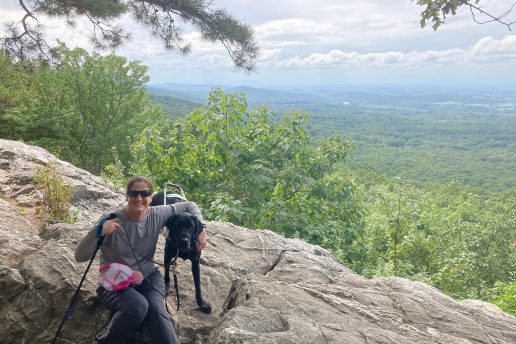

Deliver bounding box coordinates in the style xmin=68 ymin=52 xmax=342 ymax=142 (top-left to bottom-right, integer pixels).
xmin=147 ymin=83 xmax=516 ymax=110
xmin=147 ymin=83 xmax=329 ymax=109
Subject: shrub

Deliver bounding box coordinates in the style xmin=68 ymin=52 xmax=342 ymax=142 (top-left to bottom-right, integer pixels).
xmin=489 ymin=282 xmax=516 ymax=316
xmin=34 ymin=161 xmax=74 ymax=223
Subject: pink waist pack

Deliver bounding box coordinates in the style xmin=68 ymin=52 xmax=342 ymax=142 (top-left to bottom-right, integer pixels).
xmin=99 ymin=263 xmax=143 ymax=292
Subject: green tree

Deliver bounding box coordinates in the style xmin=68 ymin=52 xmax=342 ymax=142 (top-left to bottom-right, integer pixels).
xmin=133 ymin=88 xmax=363 ymax=263
xmin=1 ymin=0 xmax=258 ymax=71
xmin=354 ymin=172 xmax=515 ymax=308
xmin=0 ymin=54 xmax=37 ymax=140
xmin=420 ymin=185 xmax=516 ymax=299
xmin=52 ymin=46 xmax=163 ymax=174
xmin=0 ymin=47 xmax=163 ymax=175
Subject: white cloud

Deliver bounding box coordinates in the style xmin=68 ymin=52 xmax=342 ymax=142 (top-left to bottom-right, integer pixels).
xmin=277 ymin=35 xmax=516 ymax=68
xmin=256 ymin=18 xmax=337 ymax=37
xmin=472 ymin=35 xmax=516 ymax=55
xmin=198 ymin=54 xmax=230 ymax=65
xmin=257 ymin=48 xmax=282 ymax=61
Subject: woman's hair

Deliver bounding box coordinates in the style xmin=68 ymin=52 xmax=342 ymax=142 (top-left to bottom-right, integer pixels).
xmin=126 ymin=176 xmax=154 ymax=194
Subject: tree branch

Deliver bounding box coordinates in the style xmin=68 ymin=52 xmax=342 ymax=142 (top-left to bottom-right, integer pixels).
xmin=468 ymin=2 xmax=515 ymax=31
xmin=83 ymin=12 xmax=131 ymax=50
xmin=415 ymin=0 xmax=515 ymax=31
xmin=1 ymin=0 xmax=52 ymax=62
xmin=129 ymin=0 xmax=258 ymax=71
xmin=1 ymin=0 xmax=258 ymax=71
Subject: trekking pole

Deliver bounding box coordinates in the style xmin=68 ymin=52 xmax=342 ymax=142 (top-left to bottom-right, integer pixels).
xmin=52 ymin=213 xmax=116 ymax=344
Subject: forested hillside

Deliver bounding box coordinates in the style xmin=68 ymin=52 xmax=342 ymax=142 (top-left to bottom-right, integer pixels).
xmin=148 ymin=94 xmax=200 ymax=120
xmin=148 ymin=84 xmax=516 ymax=192
xmin=308 ymin=95 xmax=516 ymax=192
xmin=1 ymin=51 xmax=514 ymax=315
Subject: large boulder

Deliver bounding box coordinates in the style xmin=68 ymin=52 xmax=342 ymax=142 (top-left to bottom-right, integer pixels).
xmin=0 ymin=139 xmax=515 ymax=344
xmin=0 ymin=138 xmax=125 ymax=224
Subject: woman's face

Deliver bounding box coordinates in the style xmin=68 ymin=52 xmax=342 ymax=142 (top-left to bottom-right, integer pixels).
xmin=126 ymin=181 xmax=153 ymax=215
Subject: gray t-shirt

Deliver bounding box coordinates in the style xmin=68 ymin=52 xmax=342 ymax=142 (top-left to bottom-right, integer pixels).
xmin=75 ymin=202 xmax=203 ymax=276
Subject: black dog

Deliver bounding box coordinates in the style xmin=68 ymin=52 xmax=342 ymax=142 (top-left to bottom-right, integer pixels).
xmin=151 ymin=192 xmax=212 ymax=314
xmin=163 ymin=212 xmax=212 ymax=314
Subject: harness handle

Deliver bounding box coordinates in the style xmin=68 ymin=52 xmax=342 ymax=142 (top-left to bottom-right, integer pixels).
xmin=163 ymin=182 xmax=187 ymax=203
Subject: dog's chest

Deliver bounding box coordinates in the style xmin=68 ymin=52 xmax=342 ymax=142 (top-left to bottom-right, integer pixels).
xmin=165 ymin=242 xmax=195 ymax=261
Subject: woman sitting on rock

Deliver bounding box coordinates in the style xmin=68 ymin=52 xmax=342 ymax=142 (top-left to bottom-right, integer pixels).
xmin=75 ymin=176 xmax=207 ymax=344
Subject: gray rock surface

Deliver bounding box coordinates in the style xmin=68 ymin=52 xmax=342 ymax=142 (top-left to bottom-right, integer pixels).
xmin=0 ymin=139 xmax=125 ymax=224
xmin=0 ymin=139 xmax=515 ymax=344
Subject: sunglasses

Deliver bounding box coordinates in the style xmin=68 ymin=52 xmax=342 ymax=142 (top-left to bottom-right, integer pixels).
xmin=127 ymin=190 xmax=153 ymax=198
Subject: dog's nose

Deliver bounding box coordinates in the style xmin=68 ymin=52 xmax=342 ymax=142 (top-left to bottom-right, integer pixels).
xmin=179 ymin=237 xmax=190 ymax=248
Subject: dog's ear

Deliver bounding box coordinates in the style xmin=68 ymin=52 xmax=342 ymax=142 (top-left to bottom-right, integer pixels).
xmin=165 ymin=215 xmax=176 ymax=230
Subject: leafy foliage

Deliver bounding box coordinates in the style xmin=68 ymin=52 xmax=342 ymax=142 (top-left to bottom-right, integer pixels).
xmin=0 ymin=47 xmax=164 ymax=175
xmin=353 ymin=171 xmax=515 ymax=308
xmin=53 ymin=45 xmax=163 ymax=174
xmin=133 ymin=88 xmax=362 ymax=261
xmin=34 ymin=161 xmax=74 ymax=223
xmin=489 ymin=281 xmax=516 ymax=315
xmin=100 ymin=147 xmax=128 ymax=191
xmin=0 ymin=54 xmax=37 ymax=140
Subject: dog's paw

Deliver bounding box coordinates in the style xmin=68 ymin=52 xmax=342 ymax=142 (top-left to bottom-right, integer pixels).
xmin=198 ymin=300 xmax=212 ymax=314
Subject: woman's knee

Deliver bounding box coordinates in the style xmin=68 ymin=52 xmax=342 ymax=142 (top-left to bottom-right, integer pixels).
xmin=117 ymin=290 xmax=149 ymax=322
xmin=131 ymin=297 xmax=149 ymax=321
xmin=145 ymin=296 xmax=167 ymax=320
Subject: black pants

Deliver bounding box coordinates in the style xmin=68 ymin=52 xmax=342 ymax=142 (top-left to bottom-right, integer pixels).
xmin=95 ymin=270 xmax=179 ymax=344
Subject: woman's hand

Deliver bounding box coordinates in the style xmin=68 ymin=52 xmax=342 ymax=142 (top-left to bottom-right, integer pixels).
xmin=196 ymin=225 xmax=207 ymax=252
xmin=132 ymin=271 xmax=144 ymax=285
xmin=101 ymin=219 xmax=120 ymax=236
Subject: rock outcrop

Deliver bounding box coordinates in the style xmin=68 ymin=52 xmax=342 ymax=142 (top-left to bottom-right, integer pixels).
xmin=1 ymin=139 xmax=515 ymax=344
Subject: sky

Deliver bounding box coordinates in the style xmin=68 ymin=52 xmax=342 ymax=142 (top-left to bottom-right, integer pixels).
xmin=1 ymin=0 xmax=516 ymax=87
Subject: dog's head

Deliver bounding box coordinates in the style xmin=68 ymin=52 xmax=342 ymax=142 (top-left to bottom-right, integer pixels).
xmin=164 ymin=212 xmax=203 ymax=251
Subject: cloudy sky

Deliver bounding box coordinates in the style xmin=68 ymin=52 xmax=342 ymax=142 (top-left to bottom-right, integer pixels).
xmin=2 ymin=0 xmax=516 ymax=87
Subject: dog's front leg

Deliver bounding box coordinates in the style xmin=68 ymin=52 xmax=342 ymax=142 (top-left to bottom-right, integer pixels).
xmin=191 ymin=256 xmax=212 ymax=314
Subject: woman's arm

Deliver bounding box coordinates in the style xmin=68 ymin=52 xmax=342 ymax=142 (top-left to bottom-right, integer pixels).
xmin=75 ymin=214 xmax=119 ymax=262
xmin=173 ymin=201 xmax=203 ymax=222
xmin=74 ymin=227 xmax=99 ymax=262
xmin=196 ymin=223 xmax=207 ymax=252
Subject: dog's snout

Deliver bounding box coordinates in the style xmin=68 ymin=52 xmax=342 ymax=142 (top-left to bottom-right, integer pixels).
xmin=179 ymin=236 xmax=190 ymax=248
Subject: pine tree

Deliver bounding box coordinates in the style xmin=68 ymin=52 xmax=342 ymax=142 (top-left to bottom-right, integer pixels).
xmin=1 ymin=0 xmax=258 ymax=71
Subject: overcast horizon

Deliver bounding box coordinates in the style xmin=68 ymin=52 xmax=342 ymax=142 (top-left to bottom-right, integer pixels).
xmin=2 ymin=0 xmax=516 ymax=88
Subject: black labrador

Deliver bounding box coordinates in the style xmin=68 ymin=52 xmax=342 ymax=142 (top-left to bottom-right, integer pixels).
xmin=151 ymin=192 xmax=212 ymax=314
